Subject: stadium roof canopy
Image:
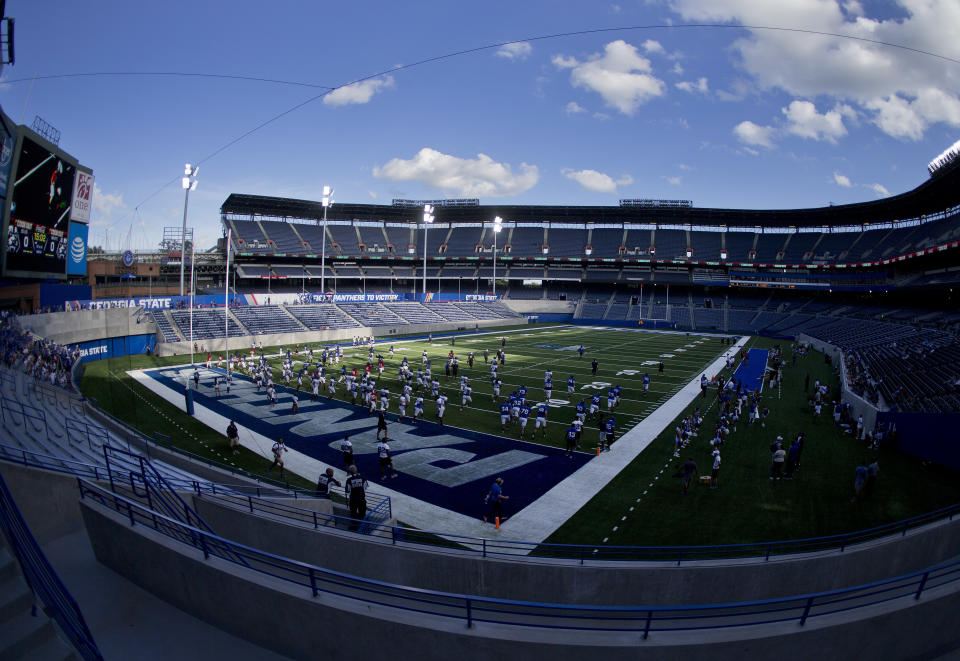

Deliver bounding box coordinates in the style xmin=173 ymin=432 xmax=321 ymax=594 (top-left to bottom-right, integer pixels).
xmin=222 ymin=160 xmax=960 ymax=229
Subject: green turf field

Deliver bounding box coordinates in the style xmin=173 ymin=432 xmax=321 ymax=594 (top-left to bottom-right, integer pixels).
xmin=80 ymin=323 xmax=960 ymax=548
xmin=244 ymin=324 xmax=733 ymax=451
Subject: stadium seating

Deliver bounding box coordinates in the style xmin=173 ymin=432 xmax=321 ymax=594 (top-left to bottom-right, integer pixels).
xmin=169 ymin=309 xmax=247 ymax=340
xmin=335 ymin=302 xmax=404 ymax=327
xmin=384 ymin=303 xmax=446 ymax=324
xmin=260 ymin=221 xmax=305 ymax=254
xmin=149 ymin=311 xmax=182 ymax=343
xmin=287 ymin=305 xmax=361 ymax=330
xmin=229 ymin=305 xmax=305 ymax=335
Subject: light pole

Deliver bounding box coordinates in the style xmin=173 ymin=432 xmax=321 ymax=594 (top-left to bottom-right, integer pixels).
xmin=179 ymin=164 xmax=198 ymax=296
xmin=492 ymin=216 xmax=503 ymax=296
xmin=422 ymin=204 xmax=434 ymax=298
xmin=320 ymin=185 xmax=334 ymax=297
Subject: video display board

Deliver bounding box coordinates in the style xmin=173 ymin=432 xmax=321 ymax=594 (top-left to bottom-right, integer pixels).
xmin=5 ymin=136 xmax=76 ymax=275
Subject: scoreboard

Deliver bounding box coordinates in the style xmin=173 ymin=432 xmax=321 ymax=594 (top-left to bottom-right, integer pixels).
xmin=1 ymin=121 xmax=90 ymax=279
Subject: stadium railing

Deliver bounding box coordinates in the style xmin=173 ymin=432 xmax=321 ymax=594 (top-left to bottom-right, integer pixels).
xmin=0 ymin=472 xmax=103 ymax=661
xmin=77 ymin=478 xmax=960 ymax=637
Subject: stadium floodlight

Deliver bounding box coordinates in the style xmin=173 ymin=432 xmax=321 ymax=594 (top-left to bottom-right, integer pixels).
xmin=422 ymin=204 xmax=435 ymax=297
xmin=320 ymin=185 xmax=334 ymax=295
xmin=179 ymin=163 xmax=199 ymax=296
xmin=492 ymin=216 xmax=503 ymax=296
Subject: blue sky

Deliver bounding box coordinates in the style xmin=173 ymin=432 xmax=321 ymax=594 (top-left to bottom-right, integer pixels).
xmin=2 ymin=0 xmax=958 ymax=251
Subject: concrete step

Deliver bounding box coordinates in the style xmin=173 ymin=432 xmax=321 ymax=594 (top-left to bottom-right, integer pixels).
xmin=18 ymin=634 xmax=77 ymax=661
xmin=0 ymin=608 xmax=56 ymax=659
xmin=0 ymin=569 xmax=33 ymax=623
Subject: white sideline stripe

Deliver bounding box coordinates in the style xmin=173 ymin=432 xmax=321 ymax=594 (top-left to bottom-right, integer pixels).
xmin=127 ymin=368 xmax=518 ymax=539
xmin=502 ymin=335 xmax=749 ymax=550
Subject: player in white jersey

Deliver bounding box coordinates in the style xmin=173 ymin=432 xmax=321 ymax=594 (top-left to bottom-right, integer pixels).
xmin=572 ymin=416 xmax=584 ymax=448
xmin=327 ymin=378 xmax=336 ymax=398
xmin=398 ymin=394 xmax=407 ymax=420
xmin=379 ymin=388 xmax=389 ymax=412
xmin=461 ymin=385 xmax=472 ymax=411
xmin=431 ymin=379 xmax=440 ymax=397
xmin=492 ymin=378 xmax=501 ymax=401
xmin=435 ymin=394 xmax=447 ymax=425
xmin=414 ymin=396 xmax=424 ymax=419
xmin=460 ymin=375 xmax=468 ymax=393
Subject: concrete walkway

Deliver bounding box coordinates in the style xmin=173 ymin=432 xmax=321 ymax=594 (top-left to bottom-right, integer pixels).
xmin=129 ymin=333 xmax=748 ymax=547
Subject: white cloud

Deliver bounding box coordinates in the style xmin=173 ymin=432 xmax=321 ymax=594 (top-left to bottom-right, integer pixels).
xmin=865 ymin=95 xmax=925 ymax=140
xmin=869 ymin=182 xmax=891 ymax=197
xmin=642 ymin=39 xmax=666 ymax=55
xmin=553 ymin=40 xmax=666 ymax=115
xmin=733 ymin=120 xmax=776 ymax=148
xmin=671 ymin=62 xmax=684 ymax=75
xmin=611 ymin=4 xmax=622 ymax=13
xmin=495 ymin=42 xmax=533 ymax=60
xmin=833 ymin=171 xmax=852 ymax=187
xmin=368 ymin=191 xmax=378 ymax=200
xmin=666 ymin=176 xmax=682 ymax=185
xmin=676 ymin=77 xmax=709 ymax=94
xmin=565 ymin=101 xmax=587 ymax=115
xmin=782 ymin=100 xmax=852 ymax=142
xmin=563 ymin=169 xmax=633 ymax=193
xmin=373 ymin=148 xmax=538 ymax=197
xmin=92 ymin=183 xmax=125 ymax=218
xmin=678 ymin=163 xmax=693 ymax=171
xmin=668 ymin=0 xmax=960 ymax=140
xmin=323 ymin=76 xmax=394 ymax=107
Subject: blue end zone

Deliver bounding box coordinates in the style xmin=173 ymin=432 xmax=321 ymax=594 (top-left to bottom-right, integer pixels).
xmin=732 ymin=349 xmax=769 ymax=392
xmin=144 ymin=367 xmax=591 ymax=520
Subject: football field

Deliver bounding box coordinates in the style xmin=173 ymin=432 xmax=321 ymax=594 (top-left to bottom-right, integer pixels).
xmin=250 ymin=324 xmax=735 ymax=450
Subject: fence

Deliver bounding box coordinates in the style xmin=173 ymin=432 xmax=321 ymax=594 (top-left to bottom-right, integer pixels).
xmin=78 ymin=478 xmax=960 ymax=638
xmin=0 ymin=472 xmax=102 ymax=660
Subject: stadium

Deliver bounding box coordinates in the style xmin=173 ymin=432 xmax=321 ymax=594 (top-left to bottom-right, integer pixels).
xmin=2 ymin=3 xmax=960 ymax=660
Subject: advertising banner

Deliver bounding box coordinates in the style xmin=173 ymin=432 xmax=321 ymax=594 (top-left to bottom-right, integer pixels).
xmin=66 ymin=221 xmax=88 ymax=275
xmin=71 ymin=171 xmax=94 ymax=222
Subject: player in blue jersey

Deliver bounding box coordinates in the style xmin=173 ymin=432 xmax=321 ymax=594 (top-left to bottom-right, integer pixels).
xmin=607 ymin=387 xmax=616 ymax=412
xmin=518 ymin=403 xmax=532 ymax=439
xmin=613 ymin=384 xmax=623 ymax=409
xmin=590 ymin=393 xmax=601 ymax=418
xmin=499 ymin=402 xmax=511 ymax=430
xmin=575 ymin=399 xmax=587 ymax=422
xmin=567 ymin=375 xmax=576 ymax=395
xmin=565 ymin=424 xmax=578 ymax=458
xmin=518 ymin=384 xmax=528 ymax=400
xmin=604 ymin=416 xmax=616 ymax=450
xmin=642 ymin=373 xmax=651 ymax=396
xmin=535 ymin=403 xmax=549 ymax=438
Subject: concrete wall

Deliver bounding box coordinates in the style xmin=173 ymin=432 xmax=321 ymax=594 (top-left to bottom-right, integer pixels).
xmin=798 ymin=333 xmax=880 ymax=430
xmin=502 ymin=299 xmax=575 ymax=315
xmin=81 ymin=500 xmax=960 ymax=661
xmin=156 ymin=316 xmax=526 ymax=356
xmin=0 ymin=461 xmax=89 ymax=544
xmin=192 ymin=495 xmax=960 ymax=606
xmin=19 ymin=307 xmax=158 ymax=346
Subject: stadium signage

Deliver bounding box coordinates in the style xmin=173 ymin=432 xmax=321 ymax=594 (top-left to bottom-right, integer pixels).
xmin=464 ymin=294 xmax=500 ymax=302
xmin=331 ymin=293 xmax=401 ymax=302
xmin=71 ymin=172 xmax=94 ymax=222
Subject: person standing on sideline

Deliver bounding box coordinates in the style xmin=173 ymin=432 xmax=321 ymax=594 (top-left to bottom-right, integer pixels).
xmin=377 ymin=436 xmax=398 ymax=479
xmin=226 ymin=420 xmax=240 ymax=455
xmin=770 ymin=443 xmax=786 ymax=480
xmin=345 ymin=465 xmax=368 ymax=530
xmin=315 ymin=468 xmax=341 ymax=498
xmin=376 ymin=409 xmax=388 ymax=440
xmin=680 ymin=457 xmax=698 ymax=495
xmin=269 ymin=438 xmax=288 ymax=478
xmin=591 ymin=358 xmax=598 ymax=376
xmin=483 ymin=477 xmax=509 ymax=523
xmin=865 ymin=459 xmax=879 ymax=499
xmin=578 ymin=345 xmax=584 ymax=359
xmin=710 ymin=450 xmax=721 ymax=488
xmin=340 ymin=435 xmax=354 ymax=469
xmin=290 ymin=393 xmax=299 ymax=415
xmin=852 ymin=460 xmax=869 ymax=502
xmin=483 ymin=348 xmax=489 ymax=363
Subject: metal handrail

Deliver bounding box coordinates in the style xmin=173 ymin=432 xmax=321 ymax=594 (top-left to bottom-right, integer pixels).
xmin=77 ymin=478 xmax=960 ymax=637
xmin=2 ymin=437 xmax=959 ymax=563
xmin=0 ymin=473 xmax=103 ymax=660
